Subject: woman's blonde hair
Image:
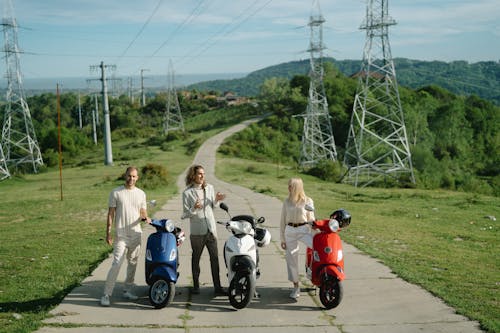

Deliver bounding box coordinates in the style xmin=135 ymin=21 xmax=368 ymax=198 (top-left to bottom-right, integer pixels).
xmin=288 ymin=177 xmax=307 ymax=204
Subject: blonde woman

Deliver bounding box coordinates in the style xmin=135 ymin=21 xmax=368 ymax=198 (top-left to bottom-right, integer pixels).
xmin=280 ymin=177 xmax=315 ymax=299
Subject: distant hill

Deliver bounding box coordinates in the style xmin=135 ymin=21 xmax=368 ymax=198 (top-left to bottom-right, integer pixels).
xmin=188 ymin=58 xmax=500 ymax=104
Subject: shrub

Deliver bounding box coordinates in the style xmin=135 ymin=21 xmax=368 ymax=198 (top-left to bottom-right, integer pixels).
xmin=306 ymin=160 xmax=345 ymax=182
xmin=139 ymin=163 xmax=169 ymax=189
xmin=42 ymin=148 xmax=60 ymax=167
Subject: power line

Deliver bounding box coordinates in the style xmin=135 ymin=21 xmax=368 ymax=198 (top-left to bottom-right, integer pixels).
xmin=175 ymin=0 xmax=262 ymax=68
xmin=176 ymin=0 xmax=274 ymax=71
xmin=116 ymin=0 xmax=164 ymax=62
xmin=149 ymin=0 xmax=210 ymax=60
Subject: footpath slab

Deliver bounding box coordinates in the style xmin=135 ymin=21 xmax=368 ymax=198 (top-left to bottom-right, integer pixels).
xmin=37 ymin=119 xmax=482 ymax=333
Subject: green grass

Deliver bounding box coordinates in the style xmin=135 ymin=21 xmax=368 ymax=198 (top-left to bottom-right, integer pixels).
xmin=0 ymin=132 xmax=498 ymax=333
xmin=0 ymin=105 xmax=260 ymax=333
xmin=0 ymin=139 xmax=194 ymax=333
xmin=215 ymin=156 xmax=500 ymax=333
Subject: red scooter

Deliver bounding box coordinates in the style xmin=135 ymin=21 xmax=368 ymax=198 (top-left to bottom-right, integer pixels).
xmin=305 ymin=208 xmax=351 ymax=309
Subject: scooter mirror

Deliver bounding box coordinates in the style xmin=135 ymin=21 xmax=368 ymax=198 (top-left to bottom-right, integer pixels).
xmin=220 ymin=202 xmax=229 ymax=212
xmin=305 ymin=204 xmax=314 ymax=212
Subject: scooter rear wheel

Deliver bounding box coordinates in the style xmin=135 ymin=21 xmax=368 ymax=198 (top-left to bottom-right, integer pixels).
xmin=149 ymin=278 xmax=175 ymax=309
xmin=228 ymin=271 xmax=255 ymax=309
xmin=319 ymin=276 xmax=343 ymax=309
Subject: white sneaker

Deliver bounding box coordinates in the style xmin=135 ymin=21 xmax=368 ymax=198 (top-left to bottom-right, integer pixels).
xmin=289 ymin=287 xmax=300 ymax=299
xmin=100 ymin=294 xmax=110 ymax=307
xmin=123 ymin=290 xmax=139 ymax=300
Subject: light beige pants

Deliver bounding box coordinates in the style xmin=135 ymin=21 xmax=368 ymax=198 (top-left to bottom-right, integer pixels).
xmin=103 ymin=235 xmax=141 ymax=296
xmin=284 ymin=225 xmax=312 ymax=283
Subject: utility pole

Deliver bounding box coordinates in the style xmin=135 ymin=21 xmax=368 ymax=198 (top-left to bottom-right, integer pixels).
xmin=94 ymin=93 xmax=99 ymax=125
xmin=77 ymin=92 xmax=82 ymax=129
xmin=127 ymin=77 xmax=134 ymax=103
xmin=90 ymin=61 xmax=116 ymax=166
xmin=297 ymin=0 xmax=337 ymax=168
xmin=343 ymin=0 xmax=415 ymax=187
xmin=92 ymin=104 xmax=97 ymax=145
xmin=140 ymin=68 xmax=149 ymax=107
xmin=1 ymin=0 xmax=43 ymax=175
xmin=163 ymin=60 xmax=184 ymax=135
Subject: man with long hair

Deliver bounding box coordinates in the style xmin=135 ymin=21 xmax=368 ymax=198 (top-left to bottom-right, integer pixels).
xmin=182 ymin=164 xmax=227 ymax=296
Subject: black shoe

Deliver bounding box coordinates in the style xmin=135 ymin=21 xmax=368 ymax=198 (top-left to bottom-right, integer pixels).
xmin=214 ymin=287 xmax=228 ymax=296
xmin=191 ymin=287 xmax=200 ymax=294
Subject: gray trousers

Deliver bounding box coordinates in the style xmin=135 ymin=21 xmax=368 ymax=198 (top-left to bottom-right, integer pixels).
xmin=190 ymin=233 xmax=222 ymax=289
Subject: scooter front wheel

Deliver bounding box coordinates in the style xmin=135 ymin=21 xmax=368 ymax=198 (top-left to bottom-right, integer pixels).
xmin=319 ymin=276 xmax=343 ymax=309
xmin=149 ymin=278 xmax=175 ymax=309
xmin=228 ymin=271 xmax=255 ymax=309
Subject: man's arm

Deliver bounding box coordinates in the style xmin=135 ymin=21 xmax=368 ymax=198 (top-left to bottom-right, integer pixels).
xmin=106 ymin=207 xmax=115 ymax=245
xmin=181 ymin=190 xmax=196 ymax=219
xmin=140 ymin=207 xmax=151 ymax=223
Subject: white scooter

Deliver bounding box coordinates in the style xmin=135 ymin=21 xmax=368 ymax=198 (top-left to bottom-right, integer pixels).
xmin=217 ymin=202 xmax=271 ymax=309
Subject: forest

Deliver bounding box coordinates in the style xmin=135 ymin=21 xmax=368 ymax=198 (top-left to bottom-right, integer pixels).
xmin=189 ymin=58 xmax=500 ymax=105
xmin=1 ymin=61 xmax=499 ymax=196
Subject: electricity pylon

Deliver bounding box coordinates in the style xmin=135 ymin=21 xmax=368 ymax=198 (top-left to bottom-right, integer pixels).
xmin=343 ymin=0 xmax=415 ymax=187
xmin=1 ymin=0 xmax=43 ymax=175
xmin=0 ymin=145 xmax=9 ymax=180
xmin=163 ymin=60 xmax=184 ymax=135
xmin=298 ymin=0 xmax=337 ymax=168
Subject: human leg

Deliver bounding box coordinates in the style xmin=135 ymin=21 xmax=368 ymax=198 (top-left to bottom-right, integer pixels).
xmin=101 ymin=239 xmax=127 ymax=305
xmin=206 ymin=233 xmax=224 ymax=293
xmin=124 ymin=236 xmax=141 ymax=290
xmin=284 ymin=227 xmax=300 ymax=283
xmin=297 ymin=225 xmax=313 ymax=248
xmin=284 ymin=226 xmax=301 ymax=299
xmin=190 ymin=234 xmax=205 ymax=291
xmin=122 ymin=236 xmax=141 ymax=300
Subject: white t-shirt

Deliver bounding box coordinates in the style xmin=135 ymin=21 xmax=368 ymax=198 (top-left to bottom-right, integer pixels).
xmin=108 ymin=185 xmax=147 ymax=239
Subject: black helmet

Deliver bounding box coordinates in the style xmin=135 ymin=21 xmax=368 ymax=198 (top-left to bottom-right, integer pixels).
xmin=330 ymin=209 xmax=351 ymax=228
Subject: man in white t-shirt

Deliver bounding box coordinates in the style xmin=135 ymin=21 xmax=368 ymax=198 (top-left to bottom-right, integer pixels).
xmin=100 ymin=166 xmax=150 ymax=307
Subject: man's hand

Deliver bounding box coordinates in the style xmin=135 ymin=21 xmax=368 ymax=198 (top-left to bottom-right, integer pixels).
xmin=216 ymin=192 xmax=226 ymax=202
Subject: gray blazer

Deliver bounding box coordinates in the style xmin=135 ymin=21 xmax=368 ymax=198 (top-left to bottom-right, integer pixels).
xmin=181 ymin=184 xmax=219 ymax=237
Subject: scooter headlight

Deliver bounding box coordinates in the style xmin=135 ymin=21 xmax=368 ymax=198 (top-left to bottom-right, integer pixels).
xmin=164 ymin=219 xmax=175 ymax=233
xmin=328 ymin=219 xmax=340 ymax=232
xmin=169 ymin=248 xmax=177 ymax=261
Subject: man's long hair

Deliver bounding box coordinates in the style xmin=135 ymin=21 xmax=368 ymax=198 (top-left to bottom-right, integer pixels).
xmin=185 ymin=164 xmax=206 ymax=188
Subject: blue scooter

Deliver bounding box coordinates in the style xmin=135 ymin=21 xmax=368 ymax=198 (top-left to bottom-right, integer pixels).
xmin=145 ymin=218 xmax=185 ymax=308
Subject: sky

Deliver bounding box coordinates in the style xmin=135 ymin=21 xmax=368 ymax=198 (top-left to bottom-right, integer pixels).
xmin=2 ymin=0 xmax=499 ymax=82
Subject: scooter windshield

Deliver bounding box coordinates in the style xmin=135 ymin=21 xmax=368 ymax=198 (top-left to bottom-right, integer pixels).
xmin=152 ymin=219 xmax=175 ymax=232
xmin=228 ymin=220 xmax=254 ymax=235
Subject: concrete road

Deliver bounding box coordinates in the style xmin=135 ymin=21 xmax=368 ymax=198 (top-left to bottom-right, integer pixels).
xmin=37 ymin=119 xmax=482 ymax=333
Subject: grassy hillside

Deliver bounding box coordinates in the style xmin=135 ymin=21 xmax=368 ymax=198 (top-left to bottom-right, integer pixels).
xmin=188 ymin=58 xmax=500 ymax=104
